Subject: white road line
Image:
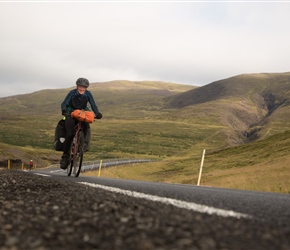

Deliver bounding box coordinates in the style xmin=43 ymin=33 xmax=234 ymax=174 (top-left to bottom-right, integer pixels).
xmin=34 ymin=173 xmax=51 ymax=177
xmin=50 ymin=170 xmax=64 ymax=173
xmin=79 ymin=182 xmax=252 ymax=219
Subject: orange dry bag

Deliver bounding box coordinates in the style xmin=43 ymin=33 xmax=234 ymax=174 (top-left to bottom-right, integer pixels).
xmin=71 ymin=109 xmax=94 ymax=123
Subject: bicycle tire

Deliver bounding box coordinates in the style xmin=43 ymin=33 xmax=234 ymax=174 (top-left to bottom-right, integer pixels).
xmin=67 ymin=155 xmax=73 ymax=176
xmin=73 ymin=130 xmax=84 ymax=177
xmin=67 ymin=143 xmax=74 ymax=176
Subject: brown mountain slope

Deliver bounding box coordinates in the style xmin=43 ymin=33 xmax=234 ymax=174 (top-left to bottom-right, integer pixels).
xmin=165 ymin=73 xmax=290 ymax=108
xmin=165 ymin=72 xmax=290 ymax=143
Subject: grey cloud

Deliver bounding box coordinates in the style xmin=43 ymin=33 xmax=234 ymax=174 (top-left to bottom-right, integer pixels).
xmin=1 ymin=2 xmax=290 ymax=97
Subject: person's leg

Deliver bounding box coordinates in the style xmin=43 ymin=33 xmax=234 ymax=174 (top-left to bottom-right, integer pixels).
xmin=83 ymin=123 xmax=90 ymax=152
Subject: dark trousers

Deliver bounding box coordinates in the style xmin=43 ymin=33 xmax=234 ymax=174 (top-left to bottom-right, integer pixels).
xmin=63 ymin=117 xmax=88 ymax=155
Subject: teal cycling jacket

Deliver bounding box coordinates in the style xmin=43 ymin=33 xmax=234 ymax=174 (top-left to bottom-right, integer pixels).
xmin=61 ymin=89 xmax=100 ymax=115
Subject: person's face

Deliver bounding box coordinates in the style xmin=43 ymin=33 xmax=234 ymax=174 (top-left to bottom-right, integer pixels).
xmin=77 ymin=85 xmax=87 ymax=95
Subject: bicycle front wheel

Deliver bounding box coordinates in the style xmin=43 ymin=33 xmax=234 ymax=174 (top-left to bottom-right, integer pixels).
xmin=67 ymin=143 xmax=74 ymax=176
xmin=72 ymin=130 xmax=84 ymax=177
xmin=67 ymin=155 xmax=73 ymax=176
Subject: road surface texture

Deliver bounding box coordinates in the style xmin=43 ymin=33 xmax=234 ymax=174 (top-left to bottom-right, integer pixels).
xmin=1 ymin=170 xmax=290 ymax=250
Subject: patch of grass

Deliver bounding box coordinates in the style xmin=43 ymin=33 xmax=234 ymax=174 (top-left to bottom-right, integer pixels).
xmin=84 ymin=130 xmax=290 ymax=194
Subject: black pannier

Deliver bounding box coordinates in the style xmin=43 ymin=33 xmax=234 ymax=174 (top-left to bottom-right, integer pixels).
xmin=54 ymin=119 xmax=66 ymax=151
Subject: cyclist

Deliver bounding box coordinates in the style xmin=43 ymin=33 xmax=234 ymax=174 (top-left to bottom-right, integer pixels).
xmin=29 ymin=160 xmax=33 ymax=171
xmin=60 ymin=77 xmax=102 ymax=169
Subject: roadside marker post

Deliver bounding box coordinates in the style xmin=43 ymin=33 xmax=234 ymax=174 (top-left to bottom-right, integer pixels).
xmin=98 ymin=160 xmax=103 ymax=177
xmin=8 ymin=160 xmax=10 ymax=170
xmin=197 ymin=149 xmax=206 ymax=186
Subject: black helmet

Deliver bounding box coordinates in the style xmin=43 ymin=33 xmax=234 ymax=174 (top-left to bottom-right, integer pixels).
xmin=76 ymin=78 xmax=89 ymax=87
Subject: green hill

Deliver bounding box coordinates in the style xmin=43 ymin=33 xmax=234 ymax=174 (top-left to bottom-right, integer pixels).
xmin=1 ymin=75 xmax=290 ymax=193
xmin=97 ymin=129 xmax=290 ymax=193
xmin=0 ymin=80 xmax=195 ymax=165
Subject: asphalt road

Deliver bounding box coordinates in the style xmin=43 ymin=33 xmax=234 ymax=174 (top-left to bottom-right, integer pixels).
xmin=1 ymin=168 xmax=290 ymax=250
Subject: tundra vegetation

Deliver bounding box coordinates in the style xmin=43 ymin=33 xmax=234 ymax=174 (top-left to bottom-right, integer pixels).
xmin=1 ymin=74 xmax=290 ymax=193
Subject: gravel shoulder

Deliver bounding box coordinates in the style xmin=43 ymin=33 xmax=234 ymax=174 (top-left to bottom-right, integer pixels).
xmin=1 ymin=170 xmax=290 ymax=250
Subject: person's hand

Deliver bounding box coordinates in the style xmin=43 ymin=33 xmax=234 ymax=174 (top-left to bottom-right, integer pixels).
xmin=95 ymin=112 xmax=103 ymax=119
xmin=62 ymin=109 xmax=68 ymax=115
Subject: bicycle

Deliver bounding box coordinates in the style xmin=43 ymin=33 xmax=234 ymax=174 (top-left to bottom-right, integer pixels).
xmin=67 ymin=120 xmax=85 ymax=177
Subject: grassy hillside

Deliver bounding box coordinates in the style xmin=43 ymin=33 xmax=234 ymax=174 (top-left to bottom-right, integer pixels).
xmin=0 ymin=80 xmax=196 ymax=164
xmin=1 ymin=75 xmax=290 ymax=193
xmin=88 ymin=129 xmax=290 ymax=193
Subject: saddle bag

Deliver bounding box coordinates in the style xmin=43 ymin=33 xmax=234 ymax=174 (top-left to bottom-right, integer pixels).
xmin=54 ymin=119 xmax=66 ymax=151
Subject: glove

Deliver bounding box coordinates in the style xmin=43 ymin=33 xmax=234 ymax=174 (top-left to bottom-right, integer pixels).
xmin=95 ymin=112 xmax=103 ymax=119
xmin=62 ymin=109 xmax=68 ymax=116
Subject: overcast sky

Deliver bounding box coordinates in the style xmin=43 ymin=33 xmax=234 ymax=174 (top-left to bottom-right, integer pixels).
xmin=1 ymin=1 xmax=290 ymax=97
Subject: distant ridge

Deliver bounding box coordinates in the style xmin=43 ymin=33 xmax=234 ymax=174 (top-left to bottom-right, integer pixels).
xmin=165 ymin=72 xmax=290 ymax=108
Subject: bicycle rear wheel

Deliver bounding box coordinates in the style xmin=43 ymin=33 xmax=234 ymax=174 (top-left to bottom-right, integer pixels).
xmin=72 ymin=130 xmax=84 ymax=177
